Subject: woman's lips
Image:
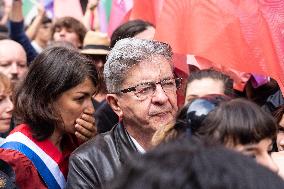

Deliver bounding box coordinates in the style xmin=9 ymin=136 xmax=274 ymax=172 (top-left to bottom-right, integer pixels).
xmin=0 ymin=117 xmax=12 ymax=122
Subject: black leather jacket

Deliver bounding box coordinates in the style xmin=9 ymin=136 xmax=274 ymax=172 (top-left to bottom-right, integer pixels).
xmin=66 ymin=123 xmax=138 ymax=189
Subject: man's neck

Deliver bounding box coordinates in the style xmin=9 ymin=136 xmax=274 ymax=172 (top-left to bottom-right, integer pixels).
xmin=49 ymin=128 xmax=63 ymax=152
xmin=124 ymin=124 xmax=155 ymax=151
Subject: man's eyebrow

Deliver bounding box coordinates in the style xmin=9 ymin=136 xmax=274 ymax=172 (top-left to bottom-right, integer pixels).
xmin=163 ymin=76 xmax=174 ymax=80
xmin=133 ymin=76 xmax=175 ymax=86
xmin=134 ymin=81 xmax=154 ymax=87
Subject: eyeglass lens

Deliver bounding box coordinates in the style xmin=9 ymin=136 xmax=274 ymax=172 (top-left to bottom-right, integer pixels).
xmin=134 ymin=78 xmax=181 ymax=100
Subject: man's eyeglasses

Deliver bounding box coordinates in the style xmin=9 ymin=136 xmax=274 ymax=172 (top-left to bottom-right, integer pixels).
xmin=119 ymin=78 xmax=182 ymax=100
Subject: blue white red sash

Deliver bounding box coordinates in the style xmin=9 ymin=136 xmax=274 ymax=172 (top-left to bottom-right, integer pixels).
xmin=0 ymin=131 xmax=66 ymax=189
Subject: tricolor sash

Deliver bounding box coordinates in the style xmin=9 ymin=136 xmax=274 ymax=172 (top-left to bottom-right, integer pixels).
xmin=0 ymin=131 xmax=66 ymax=189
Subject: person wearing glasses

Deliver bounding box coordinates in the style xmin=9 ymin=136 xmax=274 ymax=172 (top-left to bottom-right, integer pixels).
xmin=66 ymin=38 xmax=181 ymax=188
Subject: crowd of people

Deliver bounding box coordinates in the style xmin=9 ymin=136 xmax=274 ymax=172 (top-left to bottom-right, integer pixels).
xmin=0 ymin=0 xmax=284 ymax=189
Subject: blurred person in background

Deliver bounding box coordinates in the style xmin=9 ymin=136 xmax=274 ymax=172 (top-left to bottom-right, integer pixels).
xmin=0 ymin=73 xmax=13 ymax=145
xmin=244 ymin=77 xmax=279 ymax=108
xmin=52 ymin=16 xmax=87 ymax=49
xmin=108 ymin=138 xmax=284 ymax=189
xmin=271 ymin=105 xmax=284 ymax=179
xmin=197 ymin=98 xmax=278 ymax=173
xmin=0 ymin=0 xmax=10 ymax=26
xmin=110 ymin=19 xmax=155 ymax=48
xmin=25 ymin=4 xmax=52 ymax=53
xmin=30 ymin=16 xmax=52 ymax=53
xmin=81 ymin=31 xmax=110 ymax=108
xmin=0 ymin=39 xmax=27 ymax=84
xmin=83 ymin=0 xmax=100 ymax=31
xmin=9 ymin=0 xmax=87 ymax=64
xmin=272 ymin=105 xmax=284 ymax=152
xmin=153 ymin=97 xmax=279 ymax=173
xmin=185 ymin=69 xmax=234 ymax=104
xmin=0 ymin=39 xmax=27 ymax=138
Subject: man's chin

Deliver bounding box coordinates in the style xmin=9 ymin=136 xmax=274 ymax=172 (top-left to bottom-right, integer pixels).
xmin=11 ymin=78 xmax=19 ymax=84
xmin=151 ymin=115 xmax=175 ymax=128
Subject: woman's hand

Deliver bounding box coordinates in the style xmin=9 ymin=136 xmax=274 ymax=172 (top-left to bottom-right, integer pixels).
xmin=75 ymin=108 xmax=97 ymax=142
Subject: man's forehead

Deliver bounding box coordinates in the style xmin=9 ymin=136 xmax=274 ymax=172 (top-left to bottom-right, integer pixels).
xmin=0 ymin=40 xmax=26 ymax=53
xmin=123 ymin=58 xmax=174 ymax=85
xmin=138 ymin=56 xmax=173 ymax=68
xmin=0 ymin=39 xmax=19 ymax=47
xmin=0 ymin=41 xmax=27 ymax=62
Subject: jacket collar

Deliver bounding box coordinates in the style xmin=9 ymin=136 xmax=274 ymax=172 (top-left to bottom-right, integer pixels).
xmin=113 ymin=122 xmax=138 ymax=164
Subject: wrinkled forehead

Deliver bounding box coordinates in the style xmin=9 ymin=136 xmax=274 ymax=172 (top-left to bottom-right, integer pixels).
xmin=123 ymin=56 xmax=174 ymax=85
xmin=138 ymin=55 xmax=174 ymax=71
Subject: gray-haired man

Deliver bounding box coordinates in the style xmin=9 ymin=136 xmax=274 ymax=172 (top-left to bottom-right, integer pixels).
xmin=66 ymin=38 xmax=181 ymax=188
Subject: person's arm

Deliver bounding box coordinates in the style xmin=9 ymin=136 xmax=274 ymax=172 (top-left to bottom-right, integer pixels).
xmin=25 ymin=4 xmax=45 ymax=40
xmin=83 ymin=0 xmax=100 ymax=31
xmin=9 ymin=0 xmax=38 ymax=64
xmin=8 ymin=0 xmax=23 ymax=22
xmin=0 ymin=2 xmax=11 ymax=25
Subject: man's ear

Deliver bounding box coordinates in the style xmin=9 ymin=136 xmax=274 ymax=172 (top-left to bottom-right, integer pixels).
xmin=106 ymin=94 xmax=123 ymax=118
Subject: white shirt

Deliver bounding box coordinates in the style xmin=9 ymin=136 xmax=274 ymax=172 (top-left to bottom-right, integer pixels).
xmin=130 ymin=136 xmax=146 ymax=154
xmin=31 ymin=41 xmax=43 ymax=53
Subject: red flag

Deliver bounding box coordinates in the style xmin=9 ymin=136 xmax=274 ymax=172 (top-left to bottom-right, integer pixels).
xmin=129 ymin=0 xmax=164 ymax=25
xmin=155 ymin=0 xmax=284 ymax=93
xmin=187 ymin=56 xmax=251 ymax=91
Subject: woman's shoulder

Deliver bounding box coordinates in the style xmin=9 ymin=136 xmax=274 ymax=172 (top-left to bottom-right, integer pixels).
xmin=0 ymin=148 xmax=31 ymax=166
xmin=0 ymin=148 xmax=47 ymax=188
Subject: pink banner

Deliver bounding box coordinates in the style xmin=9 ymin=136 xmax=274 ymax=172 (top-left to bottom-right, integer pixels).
xmin=54 ymin=0 xmax=83 ymax=21
xmin=108 ymin=0 xmax=133 ymax=36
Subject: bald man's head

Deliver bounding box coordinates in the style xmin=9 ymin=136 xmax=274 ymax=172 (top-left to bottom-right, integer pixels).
xmin=0 ymin=40 xmax=27 ymax=83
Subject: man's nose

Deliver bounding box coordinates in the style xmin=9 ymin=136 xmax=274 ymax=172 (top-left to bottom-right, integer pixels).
xmin=5 ymin=97 xmax=14 ymax=113
xmin=86 ymin=98 xmax=95 ymax=113
xmin=151 ymin=84 xmax=169 ymax=104
xmin=10 ymin=62 xmax=18 ymax=74
xmin=59 ymin=29 xmax=66 ymax=37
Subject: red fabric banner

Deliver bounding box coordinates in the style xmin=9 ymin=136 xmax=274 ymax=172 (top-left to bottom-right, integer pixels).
xmin=129 ymin=0 xmax=164 ymax=25
xmin=154 ymin=0 xmax=284 ymax=93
